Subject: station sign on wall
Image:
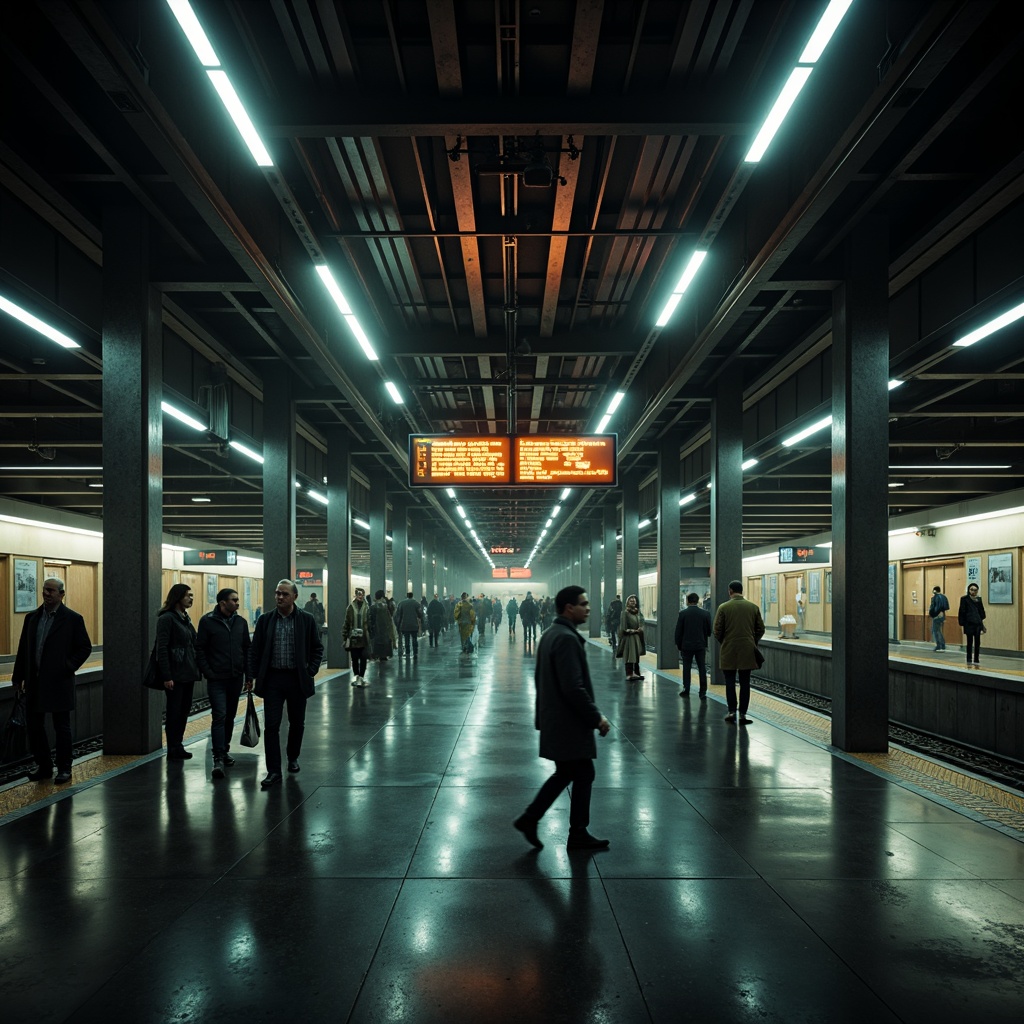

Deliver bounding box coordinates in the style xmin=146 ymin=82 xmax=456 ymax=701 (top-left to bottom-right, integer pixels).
xmin=183 ymin=548 xmax=237 ymax=566
xmin=408 ymin=434 xmax=617 ymax=488
xmin=778 ymin=546 xmax=830 ymax=564
xmin=296 ymin=569 xmax=324 ymax=587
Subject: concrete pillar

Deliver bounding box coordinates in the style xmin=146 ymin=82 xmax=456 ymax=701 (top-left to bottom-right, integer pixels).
xmin=326 ymin=430 xmax=351 ymax=669
xmin=710 ymin=377 xmax=743 ymax=616
xmin=369 ymin=473 xmax=386 ymax=597
xmin=391 ymin=495 xmax=409 ymax=598
xmin=832 ymin=219 xmax=890 ymax=752
xmin=410 ymin=515 xmax=423 ymax=599
xmin=657 ymin=434 xmax=681 ymax=670
xmin=620 ymin=472 xmax=640 ymax=607
xmin=101 ymin=206 xmax=163 ymax=754
xmin=589 ymin=521 xmax=602 ymax=637
xmin=604 ymin=505 xmax=618 ymax=624
xmin=262 ymin=369 xmax=296 ymax=608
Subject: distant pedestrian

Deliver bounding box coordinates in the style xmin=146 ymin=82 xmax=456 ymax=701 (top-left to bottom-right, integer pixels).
xmin=520 ymin=591 xmax=539 ymax=643
xmin=674 ymin=592 xmax=711 ymax=699
xmin=616 ymin=594 xmax=645 ymax=681
xmin=455 ymin=592 xmax=476 ymax=653
xmin=513 ymin=586 xmax=611 ymax=852
xmin=12 ymin=577 xmax=92 ymax=784
xmin=395 ymin=591 xmax=423 ymax=659
xmin=303 ymin=592 xmax=325 ymax=630
xmin=928 ymin=585 xmax=950 ymax=651
xmin=196 ymin=588 xmax=253 ymax=779
xmin=249 ymin=579 xmax=324 ymax=788
xmin=605 ymin=595 xmax=623 ymax=648
xmin=427 ymin=594 xmax=446 ymax=647
xmin=156 ymin=583 xmax=201 ymax=761
xmin=506 ymin=596 xmax=519 ymax=637
xmin=342 ymin=587 xmax=370 ymax=686
xmin=957 ymin=583 xmax=986 ymax=667
xmin=713 ymin=581 xmax=765 ymax=725
xmin=369 ymin=589 xmax=396 ymax=662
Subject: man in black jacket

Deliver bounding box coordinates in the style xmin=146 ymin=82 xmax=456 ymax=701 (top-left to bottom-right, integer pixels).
xmin=13 ymin=577 xmax=93 ymax=784
xmin=196 ymin=588 xmax=253 ymax=780
xmin=249 ymin=579 xmax=324 ymax=789
xmin=674 ymin=591 xmax=712 ymax=699
xmin=513 ymin=585 xmax=611 ymax=852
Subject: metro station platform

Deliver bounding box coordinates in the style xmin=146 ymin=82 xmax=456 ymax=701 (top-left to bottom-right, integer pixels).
xmin=2 ymin=626 xmax=1023 ymax=1023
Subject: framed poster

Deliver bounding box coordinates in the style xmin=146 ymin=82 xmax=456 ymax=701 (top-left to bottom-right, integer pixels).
xmin=761 ymin=576 xmax=768 ymax=614
xmin=887 ymin=564 xmax=897 ymax=640
xmin=769 ymin=574 xmax=777 ymax=604
xmin=15 ymin=558 xmax=38 ymax=612
xmin=206 ymin=574 xmax=217 ymax=606
xmin=826 ymin=570 xmax=832 ymax=604
xmin=808 ymin=570 xmax=821 ymax=604
xmin=244 ymin=576 xmax=251 ymax=612
xmin=966 ymin=557 xmax=981 ymax=586
xmin=988 ymin=552 xmax=1012 ymax=604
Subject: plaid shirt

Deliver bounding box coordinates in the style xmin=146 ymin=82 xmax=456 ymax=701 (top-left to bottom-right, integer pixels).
xmin=271 ymin=609 xmax=297 ymax=669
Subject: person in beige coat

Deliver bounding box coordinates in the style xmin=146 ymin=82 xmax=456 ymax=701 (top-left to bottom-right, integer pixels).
xmin=713 ymin=580 xmax=765 ymax=725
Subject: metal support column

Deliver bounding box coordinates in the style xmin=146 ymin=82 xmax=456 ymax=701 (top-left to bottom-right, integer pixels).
xmin=620 ymin=472 xmax=640 ymax=608
xmin=710 ymin=378 xmax=743 ymax=615
xmin=326 ymin=429 xmax=351 ymax=669
xmin=832 ymin=219 xmax=890 ymax=752
xmin=391 ymin=495 xmax=409 ymax=598
xmin=410 ymin=516 xmax=423 ymax=599
xmin=604 ymin=506 xmax=618 ymax=626
xmin=369 ymin=473 xmax=386 ymax=597
xmin=262 ymin=369 xmax=296 ymax=608
xmin=589 ymin=521 xmax=602 ymax=637
xmin=657 ymin=434 xmax=681 ymax=670
xmin=101 ymin=206 xmax=163 ymax=754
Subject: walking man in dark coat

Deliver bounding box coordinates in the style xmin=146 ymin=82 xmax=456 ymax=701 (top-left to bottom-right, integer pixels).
xmin=249 ymin=579 xmax=324 ymax=789
xmin=13 ymin=576 xmax=93 ymax=784
xmin=513 ymin=585 xmax=611 ymax=851
xmin=674 ymin=591 xmax=712 ymax=699
xmin=713 ymin=580 xmax=765 ymax=725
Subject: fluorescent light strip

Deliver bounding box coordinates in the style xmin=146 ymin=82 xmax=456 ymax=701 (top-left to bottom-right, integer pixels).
xmin=741 ymin=458 xmax=759 ymax=471
xmin=930 ymin=505 xmax=1024 ymax=528
xmin=679 ymin=493 xmax=697 ymax=506
xmin=798 ymin=0 xmax=855 ymax=63
xmin=744 ymin=66 xmax=814 ymax=163
xmin=551 ymin=505 xmax=561 ymax=517
xmin=307 ymin=489 xmax=329 ymax=505
xmin=161 ymin=400 xmax=207 ymax=432
xmin=353 ymin=517 xmax=370 ymax=530
xmin=205 ymin=71 xmax=273 ymax=167
xmin=0 ymin=465 xmax=102 ymax=471
xmin=384 ymin=381 xmax=404 ymax=404
xmin=446 ymin=488 xmax=456 ymax=498
xmin=0 ymin=513 xmax=103 ymax=538
xmin=888 ymin=527 xmax=919 ymax=537
xmin=456 ymin=505 xmax=466 ymax=518
xmin=890 ymin=465 xmax=1010 ymax=471
xmin=0 ymin=295 xmax=80 ymax=349
xmin=953 ymin=301 xmax=1024 ymax=348
xmin=607 ymin=391 xmax=625 ymax=415
xmin=560 ymin=489 xmax=572 ymax=500
xmin=165 ymin=0 xmax=221 ymax=65
xmin=315 ymin=265 xmax=379 ymax=360
xmin=655 ymin=250 xmax=708 ymax=327
xmin=228 ymin=439 xmax=264 ymax=464
xmin=596 ymin=414 xmax=611 ymax=433
xmin=888 ymin=379 xmax=904 ymax=390
xmin=191 ymin=496 xmax=211 ymax=503
xmin=638 ymin=518 xmax=652 ymax=529
xmin=781 ymin=414 xmax=832 ymax=447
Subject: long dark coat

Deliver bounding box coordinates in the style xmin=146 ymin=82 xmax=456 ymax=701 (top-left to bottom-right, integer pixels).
xmin=12 ymin=604 xmax=93 ymax=713
xmin=534 ymin=615 xmax=603 ymax=761
xmin=713 ymin=596 xmax=766 ymax=670
xmin=249 ymin=607 xmax=324 ymax=698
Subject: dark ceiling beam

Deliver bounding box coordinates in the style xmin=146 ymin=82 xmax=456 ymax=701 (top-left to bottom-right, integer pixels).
xmin=1 ymin=409 xmax=103 ymax=417
xmin=387 ymin=331 xmax=639 ymax=358
xmin=0 ymin=374 xmax=102 ymax=381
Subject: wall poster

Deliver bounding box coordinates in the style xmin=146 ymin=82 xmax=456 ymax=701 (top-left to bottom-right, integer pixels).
xmin=988 ymin=552 xmax=1012 ymax=604
xmin=887 ymin=564 xmax=897 ymax=640
xmin=826 ymin=570 xmax=832 ymax=604
xmin=15 ymin=558 xmax=38 ymax=612
xmin=244 ymin=577 xmax=252 ymax=612
xmin=206 ymin=574 xmax=217 ymax=606
xmin=808 ymin=570 xmax=821 ymax=604
xmin=966 ymin=556 xmax=981 ymax=586
xmin=769 ymin=574 xmax=778 ymax=605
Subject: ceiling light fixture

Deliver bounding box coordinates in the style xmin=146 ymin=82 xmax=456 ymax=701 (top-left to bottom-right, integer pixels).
xmin=0 ymin=294 xmax=80 ymax=349
xmin=161 ymin=400 xmax=207 ymax=432
xmin=887 ymin=379 xmax=904 ymax=390
xmin=314 ymin=265 xmax=379 ymax=360
xmin=655 ymin=250 xmax=708 ymax=327
xmin=191 ymin=496 xmax=211 ymax=502
xmin=307 ymin=489 xmax=329 ymax=505
xmin=781 ymin=414 xmax=832 ymax=447
xmin=560 ymin=488 xmax=572 ymax=500
xmin=952 ymin=301 xmax=1024 ymax=348
xmin=741 ymin=458 xmax=759 ymax=471
xmin=384 ymin=381 xmax=404 ymax=404
xmin=0 ymin=513 xmax=102 ymax=538
xmin=205 ymin=71 xmax=274 ymax=167
xmin=930 ymin=505 xmax=1024 ymax=528
xmin=679 ymin=493 xmax=697 ymax=506
xmin=228 ymin=439 xmax=264 ymax=464
xmin=353 ymin=517 xmax=370 ymax=530
xmin=799 ymin=0 xmax=856 ymax=63
xmin=165 ymin=0 xmax=220 ymax=65
xmin=889 ymin=464 xmax=1011 ymax=471
xmin=745 ymin=67 xmax=814 ymax=163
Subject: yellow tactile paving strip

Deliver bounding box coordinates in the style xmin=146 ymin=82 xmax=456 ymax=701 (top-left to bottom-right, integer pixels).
xmin=639 ymin=649 xmax=1024 ymax=836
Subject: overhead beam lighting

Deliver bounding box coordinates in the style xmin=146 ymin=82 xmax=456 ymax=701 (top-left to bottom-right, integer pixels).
xmin=744 ymin=66 xmax=814 ymax=163
xmin=930 ymin=505 xmax=1024 ymax=528
xmin=655 ymin=250 xmax=708 ymax=327
xmin=890 ymin=464 xmax=1010 ymax=471
xmin=307 ymin=489 xmax=329 ymax=505
xmin=228 ymin=439 xmax=264 ymax=464
xmin=205 ymin=71 xmax=273 ymax=167
xmin=781 ymin=414 xmax=832 ymax=447
xmin=314 ymin=265 xmax=379 ymax=360
xmin=161 ymin=400 xmax=207 ymax=432
xmin=560 ymin=488 xmax=572 ymax=500
xmin=741 ymin=458 xmax=759 ymax=471
xmin=798 ymin=0 xmax=856 ymax=63
xmin=353 ymin=517 xmax=370 ymax=530
xmin=0 ymin=294 xmax=80 ymax=349
xmin=953 ymin=301 xmax=1024 ymax=348
xmin=384 ymin=381 xmax=404 ymax=404
xmin=607 ymin=391 xmax=625 ymax=414
xmin=165 ymin=0 xmax=221 ymax=66
xmin=679 ymin=493 xmax=697 ymax=506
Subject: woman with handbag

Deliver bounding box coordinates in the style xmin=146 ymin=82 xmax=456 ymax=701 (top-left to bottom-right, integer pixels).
xmin=957 ymin=583 xmax=987 ymax=667
xmin=616 ymin=594 xmax=646 ymax=681
xmin=343 ymin=587 xmax=370 ymax=687
xmin=156 ymin=583 xmax=200 ymax=759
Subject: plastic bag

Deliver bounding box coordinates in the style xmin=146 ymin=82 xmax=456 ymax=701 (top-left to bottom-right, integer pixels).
xmin=240 ymin=692 xmax=261 ymax=748
xmin=1 ymin=691 xmax=27 ymax=764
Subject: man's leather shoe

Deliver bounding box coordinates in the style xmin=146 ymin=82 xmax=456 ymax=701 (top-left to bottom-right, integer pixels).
xmin=513 ymin=814 xmax=543 ymax=849
xmin=27 ymin=766 xmax=52 ymax=782
xmin=54 ymin=769 xmax=72 ymax=784
xmin=167 ymin=748 xmax=193 ymax=760
xmin=260 ymin=772 xmax=282 ymax=789
xmin=287 ymin=760 xmax=300 ymax=773
xmin=566 ymin=830 xmax=610 ymax=851
xmin=211 ymin=758 xmax=225 ymax=780
xmin=222 ymin=754 xmax=236 ymax=767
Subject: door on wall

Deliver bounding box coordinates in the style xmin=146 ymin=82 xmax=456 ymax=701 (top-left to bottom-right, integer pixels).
xmin=0 ymin=556 xmax=8 ymax=654
xmin=784 ymin=574 xmax=802 ymax=619
xmin=65 ymin=563 xmax=98 ymax=648
xmin=747 ymin=576 xmax=762 ymax=614
xmin=902 ymin=560 xmax=964 ymax=644
xmin=902 ymin=564 xmax=926 ymax=640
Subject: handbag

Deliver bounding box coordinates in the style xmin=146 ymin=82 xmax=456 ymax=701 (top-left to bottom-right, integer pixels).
xmin=142 ymin=644 xmax=164 ymax=690
xmin=1 ymin=691 xmax=27 ymax=764
xmin=240 ymin=692 xmax=261 ymax=748
xmin=754 ymin=646 xmax=765 ymax=669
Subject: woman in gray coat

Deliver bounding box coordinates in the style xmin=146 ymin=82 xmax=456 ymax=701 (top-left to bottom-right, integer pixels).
xmin=616 ymin=594 xmax=646 ymax=681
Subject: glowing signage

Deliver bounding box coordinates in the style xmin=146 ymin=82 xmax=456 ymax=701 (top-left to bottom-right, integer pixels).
xmin=514 ymin=435 xmax=617 ymax=487
xmin=510 ymin=567 xmax=532 ymax=579
xmin=491 ymin=546 xmax=521 ymax=554
xmin=183 ymin=549 xmax=237 ymax=565
xmin=778 ymin=546 xmax=830 ymax=564
xmin=409 ymin=435 xmax=511 ymax=486
xmin=491 ymin=567 xmax=509 ymax=579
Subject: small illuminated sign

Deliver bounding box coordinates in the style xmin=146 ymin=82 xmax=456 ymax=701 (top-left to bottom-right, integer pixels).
xmin=513 ymin=434 xmax=617 ymax=487
xmin=491 ymin=567 xmax=509 ymax=579
xmin=409 ymin=435 xmax=511 ymax=486
xmin=490 ymin=546 xmax=521 ymax=554
xmin=183 ymin=549 xmax=237 ymax=566
xmin=296 ymin=569 xmax=324 ymax=587
xmin=509 ymin=567 xmax=532 ymax=579
xmin=778 ymin=546 xmax=830 ymax=564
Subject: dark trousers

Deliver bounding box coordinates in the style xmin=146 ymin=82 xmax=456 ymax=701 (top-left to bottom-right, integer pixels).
xmin=524 ymin=622 xmax=537 ymax=641
xmin=525 ymin=758 xmax=595 ymax=831
xmin=29 ymin=710 xmax=72 ymax=771
xmin=164 ymin=680 xmax=196 ymax=753
xmin=428 ymin=623 xmax=442 ymax=646
xmin=681 ymin=648 xmax=708 ymax=694
xmin=722 ymin=668 xmax=751 ymax=715
xmin=350 ymin=647 xmax=368 ymax=676
xmin=401 ymin=632 xmax=419 ymax=657
xmin=208 ymin=677 xmax=245 ymax=756
xmin=262 ymin=669 xmax=306 ymax=773
xmin=965 ymin=630 xmax=981 ymax=663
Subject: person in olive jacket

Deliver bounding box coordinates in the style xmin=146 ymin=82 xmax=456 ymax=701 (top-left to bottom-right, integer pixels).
xmin=248 ymin=579 xmax=324 ymax=789
xmin=13 ymin=576 xmax=93 ymax=784
xmin=957 ymin=582 xmax=987 ymax=667
xmin=156 ymin=583 xmax=201 ymax=760
xmin=712 ymin=580 xmax=765 ymax=725
xmin=196 ymin=587 xmax=253 ymax=779
xmin=513 ymin=585 xmax=611 ymax=852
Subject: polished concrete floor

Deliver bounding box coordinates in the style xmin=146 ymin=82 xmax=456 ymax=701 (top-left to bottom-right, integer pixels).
xmin=2 ymin=625 xmax=1024 ymax=1023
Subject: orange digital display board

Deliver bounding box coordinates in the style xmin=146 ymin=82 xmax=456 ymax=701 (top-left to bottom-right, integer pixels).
xmin=410 ymin=435 xmax=511 ymax=486
xmin=510 ymin=567 xmax=532 ymax=579
xmin=491 ymin=567 xmax=509 ymax=579
xmin=514 ymin=434 xmax=617 ymax=487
